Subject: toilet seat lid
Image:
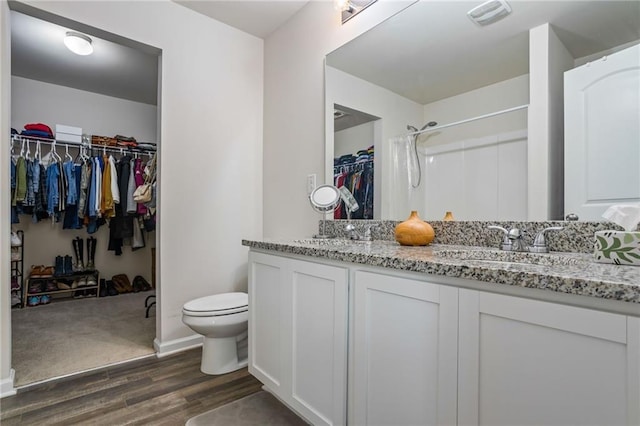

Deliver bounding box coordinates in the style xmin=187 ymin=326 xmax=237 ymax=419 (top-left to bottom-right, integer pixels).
xmin=183 ymin=292 xmax=248 ymax=314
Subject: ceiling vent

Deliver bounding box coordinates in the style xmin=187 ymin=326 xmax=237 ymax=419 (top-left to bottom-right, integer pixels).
xmin=467 ymin=0 xmax=512 ymax=26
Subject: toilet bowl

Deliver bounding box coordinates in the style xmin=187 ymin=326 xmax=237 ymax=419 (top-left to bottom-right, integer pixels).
xmin=182 ymin=292 xmax=249 ymax=375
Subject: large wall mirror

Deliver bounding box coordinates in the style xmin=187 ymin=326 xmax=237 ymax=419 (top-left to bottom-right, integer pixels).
xmin=325 ymin=1 xmax=640 ymax=221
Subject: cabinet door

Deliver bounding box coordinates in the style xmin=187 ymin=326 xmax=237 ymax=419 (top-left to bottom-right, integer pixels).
xmin=458 ymin=289 xmax=640 ymax=426
xmin=248 ymin=252 xmax=288 ymax=394
xmin=352 ymin=271 xmax=458 ymax=426
xmin=286 ymin=258 xmax=349 ymax=426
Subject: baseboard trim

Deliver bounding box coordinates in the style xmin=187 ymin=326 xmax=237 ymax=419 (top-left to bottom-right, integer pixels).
xmin=0 ymin=369 xmax=16 ymax=398
xmin=154 ymin=335 xmax=202 ymax=358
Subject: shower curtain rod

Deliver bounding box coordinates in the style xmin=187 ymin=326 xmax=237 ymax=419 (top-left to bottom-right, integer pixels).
xmin=409 ymin=104 xmax=529 ymax=137
xmin=10 ymin=134 xmax=157 ymax=153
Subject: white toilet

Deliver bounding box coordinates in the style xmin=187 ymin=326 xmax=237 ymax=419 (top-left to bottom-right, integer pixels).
xmin=182 ymin=292 xmax=249 ymax=375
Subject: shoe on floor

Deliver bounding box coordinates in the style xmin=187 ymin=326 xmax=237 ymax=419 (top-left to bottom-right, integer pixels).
xmin=106 ymin=280 xmax=119 ymax=296
xmin=11 ymin=231 xmax=22 ymax=247
xmin=45 ymin=280 xmax=58 ymax=292
xmin=74 ymin=290 xmax=86 ymax=299
xmin=11 ymin=292 xmax=21 ymax=307
xmin=28 ymin=281 xmax=43 ymax=294
xmin=40 ymin=295 xmax=51 ymax=304
xmin=27 ymin=296 xmax=41 ymax=307
xmin=56 ymin=281 xmax=71 ymax=290
xmin=112 ymin=274 xmax=132 ymax=293
xmin=11 ymin=248 xmax=21 ymax=261
xmin=86 ymin=274 xmax=98 ymax=287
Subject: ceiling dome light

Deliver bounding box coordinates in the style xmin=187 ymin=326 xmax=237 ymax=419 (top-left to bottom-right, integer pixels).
xmin=64 ymin=31 xmax=93 ymax=56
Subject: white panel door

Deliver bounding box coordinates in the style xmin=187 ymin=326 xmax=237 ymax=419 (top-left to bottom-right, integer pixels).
xmin=352 ymin=271 xmax=458 ymax=426
xmin=248 ymin=252 xmax=288 ymax=394
xmin=288 ymin=259 xmax=349 ymax=426
xmin=565 ymin=43 xmax=640 ymax=220
xmin=458 ymin=289 xmax=640 ymax=426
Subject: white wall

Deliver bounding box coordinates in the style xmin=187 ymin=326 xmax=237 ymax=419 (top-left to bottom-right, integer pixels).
xmin=421 ymin=75 xmax=529 ymax=145
xmin=11 ymin=76 xmax=156 ymax=284
xmin=264 ymin=1 xmax=415 ymax=237
xmin=528 ymin=23 xmax=573 ymax=220
xmin=1 ymin=0 xmax=263 ymax=390
xmin=11 ymin=76 xmax=157 ymax=142
xmin=334 ymin=121 xmax=374 ymax=158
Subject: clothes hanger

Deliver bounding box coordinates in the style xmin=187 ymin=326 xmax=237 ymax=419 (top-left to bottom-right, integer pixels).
xmin=51 ymin=142 xmax=62 ymax=162
xmin=25 ymin=139 xmax=32 ymax=161
xmin=35 ymin=141 xmax=41 ymax=162
xmin=65 ymin=144 xmax=73 ymax=162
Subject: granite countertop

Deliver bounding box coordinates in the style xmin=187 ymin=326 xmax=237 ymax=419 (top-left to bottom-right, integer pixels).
xmin=242 ymin=239 xmax=640 ymax=306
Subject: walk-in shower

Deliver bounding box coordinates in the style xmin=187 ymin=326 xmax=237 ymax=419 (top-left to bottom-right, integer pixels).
xmin=406 ymin=121 xmax=437 ymax=187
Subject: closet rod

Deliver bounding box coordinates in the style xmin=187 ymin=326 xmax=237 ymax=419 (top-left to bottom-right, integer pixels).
xmin=334 ymin=158 xmax=374 ymax=169
xmin=409 ymin=104 xmax=529 ymax=137
xmin=10 ymin=134 xmax=157 ymax=153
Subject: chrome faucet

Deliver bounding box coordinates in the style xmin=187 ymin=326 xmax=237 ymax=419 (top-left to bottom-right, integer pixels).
xmin=529 ymin=226 xmax=563 ymax=253
xmin=345 ymin=223 xmax=376 ymax=241
xmin=345 ymin=223 xmax=361 ymax=240
xmin=488 ymin=225 xmax=563 ymax=253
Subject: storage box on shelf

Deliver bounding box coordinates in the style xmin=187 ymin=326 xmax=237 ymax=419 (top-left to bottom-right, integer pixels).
xmin=55 ymin=124 xmax=82 ymax=144
xmin=24 ymin=268 xmax=100 ymax=307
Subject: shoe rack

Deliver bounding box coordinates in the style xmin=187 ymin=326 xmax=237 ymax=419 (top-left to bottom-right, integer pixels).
xmin=11 ymin=230 xmax=24 ymax=309
xmin=24 ymin=236 xmax=103 ymax=307
xmin=25 ymin=270 xmax=101 ymax=307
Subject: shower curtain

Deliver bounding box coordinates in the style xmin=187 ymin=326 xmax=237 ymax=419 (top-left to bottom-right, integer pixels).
xmin=389 ymin=135 xmax=421 ymax=219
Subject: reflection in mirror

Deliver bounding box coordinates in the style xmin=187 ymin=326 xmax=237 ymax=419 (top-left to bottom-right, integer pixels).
xmin=333 ymin=104 xmax=378 ymax=220
xmin=325 ymin=1 xmax=640 ymax=221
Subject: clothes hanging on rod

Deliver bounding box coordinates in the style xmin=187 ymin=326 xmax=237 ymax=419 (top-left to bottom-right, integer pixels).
xmin=334 ymin=146 xmax=374 ymax=220
xmin=9 ymin=136 xmax=157 ymax=255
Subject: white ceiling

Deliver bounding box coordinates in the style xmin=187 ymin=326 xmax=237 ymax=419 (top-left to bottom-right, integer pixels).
xmin=326 ymin=1 xmax=640 ymax=105
xmin=9 ymin=1 xmax=640 ymax=108
xmin=173 ymin=0 xmax=309 ymax=39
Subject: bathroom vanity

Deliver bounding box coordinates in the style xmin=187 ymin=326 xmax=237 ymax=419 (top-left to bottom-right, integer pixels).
xmin=244 ymin=237 xmax=640 ymax=426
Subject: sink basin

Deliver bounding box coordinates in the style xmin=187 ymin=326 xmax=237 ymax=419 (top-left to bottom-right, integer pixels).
xmin=434 ymin=249 xmax=588 ymax=267
xmin=292 ymin=238 xmax=370 ymax=246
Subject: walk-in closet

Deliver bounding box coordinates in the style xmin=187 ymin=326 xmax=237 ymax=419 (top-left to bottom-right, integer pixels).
xmin=8 ymin=8 xmax=161 ymax=387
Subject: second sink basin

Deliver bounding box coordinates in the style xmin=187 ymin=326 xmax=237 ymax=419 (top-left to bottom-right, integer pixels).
xmin=434 ymin=249 xmax=589 ymax=267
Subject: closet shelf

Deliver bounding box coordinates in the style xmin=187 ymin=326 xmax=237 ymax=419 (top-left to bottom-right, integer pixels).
xmin=10 ymin=133 xmax=157 ymax=155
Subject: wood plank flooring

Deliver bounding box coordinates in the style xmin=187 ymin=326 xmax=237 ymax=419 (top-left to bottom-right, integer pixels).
xmin=0 ymin=348 xmax=263 ymax=425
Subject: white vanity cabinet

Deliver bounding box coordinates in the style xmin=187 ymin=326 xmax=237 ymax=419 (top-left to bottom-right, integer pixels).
xmin=351 ymin=270 xmax=459 ymax=426
xmin=248 ymin=251 xmax=349 ymax=426
xmin=249 ymin=249 xmax=640 ymax=425
xmin=458 ymin=289 xmax=640 ymax=426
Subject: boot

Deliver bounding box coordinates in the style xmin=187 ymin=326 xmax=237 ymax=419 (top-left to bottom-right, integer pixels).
xmin=63 ymin=255 xmax=73 ymax=276
xmin=90 ymin=237 xmax=97 ymax=270
xmin=72 ymin=238 xmax=84 ymax=272
xmin=86 ymin=237 xmax=96 ymax=271
xmin=99 ymin=279 xmax=108 ymax=297
xmin=76 ymin=237 xmax=85 ymax=271
xmin=54 ymin=255 xmax=64 ymax=277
